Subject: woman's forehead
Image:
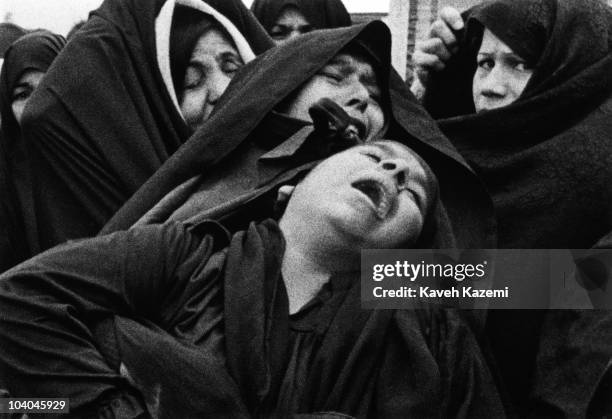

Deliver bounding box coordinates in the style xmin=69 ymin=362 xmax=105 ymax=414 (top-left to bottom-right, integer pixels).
xmin=478 ymin=28 xmax=518 ymax=56
xmin=327 ymin=53 xmax=377 ymax=77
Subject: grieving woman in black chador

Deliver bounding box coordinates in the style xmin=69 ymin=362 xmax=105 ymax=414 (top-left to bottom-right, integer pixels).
xmin=0 ymin=30 xmax=66 ymax=273
xmin=0 ymin=141 xmax=504 ymax=418
xmin=102 ymin=21 xmax=495 ymax=253
xmin=18 ymin=0 xmax=273 ymax=254
xmin=411 ymin=0 xmax=612 ymax=416
xmin=414 ymin=0 xmax=612 ymax=249
xmin=251 ymin=0 xmax=351 ymax=44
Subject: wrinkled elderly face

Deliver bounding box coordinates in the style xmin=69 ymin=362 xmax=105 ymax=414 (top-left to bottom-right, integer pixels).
xmin=472 ymin=28 xmax=533 ymax=112
xmin=281 ymin=141 xmax=434 ymax=250
xmin=179 ymin=28 xmax=244 ymax=132
xmin=269 ymin=6 xmax=312 ymax=44
xmin=11 ymin=70 xmax=44 ymax=125
xmin=283 ymin=53 xmax=387 ymax=142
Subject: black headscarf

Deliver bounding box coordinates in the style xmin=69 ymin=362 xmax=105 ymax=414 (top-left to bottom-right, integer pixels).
xmin=251 ymin=0 xmax=351 ymax=32
xmin=0 ymin=23 xmax=28 ymax=58
xmin=421 ymin=0 xmax=612 ymax=414
xmin=19 ymin=0 xmax=273 ymax=252
xmin=103 ymin=21 xmax=496 ymax=250
xmin=0 ymin=30 xmax=65 ymax=272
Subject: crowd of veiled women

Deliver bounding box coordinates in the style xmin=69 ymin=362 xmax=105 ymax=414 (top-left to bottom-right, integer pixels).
xmin=0 ymin=0 xmax=611 ymax=417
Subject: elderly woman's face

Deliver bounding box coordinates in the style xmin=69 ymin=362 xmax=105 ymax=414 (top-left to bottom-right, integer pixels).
xmin=282 ymin=141 xmax=434 ymax=249
xmin=179 ymin=28 xmax=244 ymax=132
xmin=472 ymin=28 xmax=533 ymax=112
xmin=284 ymin=53 xmax=386 ymax=142
xmin=269 ymin=6 xmax=312 ymax=44
xmin=11 ymin=69 xmax=45 ymax=125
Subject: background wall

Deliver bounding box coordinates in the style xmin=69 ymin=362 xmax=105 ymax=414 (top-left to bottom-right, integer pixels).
xmin=3 ymin=0 xmax=611 ymax=80
xmin=353 ymin=0 xmax=480 ymax=80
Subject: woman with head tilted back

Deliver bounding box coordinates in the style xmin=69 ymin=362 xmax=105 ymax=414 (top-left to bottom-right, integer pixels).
xmin=251 ymin=0 xmax=351 ymax=44
xmin=18 ymin=0 xmax=273 ymax=254
xmin=0 ymin=140 xmax=504 ymax=417
xmin=0 ymin=30 xmax=65 ymax=272
xmin=412 ymin=0 xmax=612 ymax=415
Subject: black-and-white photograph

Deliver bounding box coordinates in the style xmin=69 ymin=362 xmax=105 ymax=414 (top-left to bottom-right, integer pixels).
xmin=0 ymin=0 xmax=611 ymax=417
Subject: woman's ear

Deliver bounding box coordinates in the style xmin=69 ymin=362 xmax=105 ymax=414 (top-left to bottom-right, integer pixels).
xmin=277 ymin=185 xmax=296 ymax=204
xmin=274 ymin=184 xmax=296 ymax=218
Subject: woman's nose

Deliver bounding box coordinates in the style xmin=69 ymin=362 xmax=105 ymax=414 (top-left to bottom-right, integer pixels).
xmin=345 ymin=81 xmax=370 ymax=113
xmin=381 ymin=159 xmax=410 ymax=187
xmin=286 ymin=30 xmax=302 ymax=42
xmin=481 ymin=67 xmax=507 ymax=96
xmin=206 ymin=71 xmax=232 ymax=105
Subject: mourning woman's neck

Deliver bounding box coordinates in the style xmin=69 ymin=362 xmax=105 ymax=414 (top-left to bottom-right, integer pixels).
xmin=279 ymin=219 xmax=360 ymax=314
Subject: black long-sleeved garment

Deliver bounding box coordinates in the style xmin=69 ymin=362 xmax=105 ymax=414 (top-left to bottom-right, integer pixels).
xmin=0 ymin=220 xmax=504 ymax=418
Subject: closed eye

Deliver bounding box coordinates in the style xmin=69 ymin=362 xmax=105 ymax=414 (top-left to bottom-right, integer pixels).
xmin=270 ymin=26 xmax=290 ymax=39
xmin=319 ymin=69 xmax=342 ymax=82
xmin=221 ymin=59 xmax=241 ymax=75
xmin=363 ymin=152 xmax=381 ymax=162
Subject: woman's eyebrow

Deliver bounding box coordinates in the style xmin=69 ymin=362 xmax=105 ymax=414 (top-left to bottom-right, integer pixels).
xmin=504 ymin=53 xmax=526 ymax=62
xmin=371 ymin=142 xmax=398 ymax=156
xmin=218 ymin=51 xmax=243 ymax=62
xmin=326 ymin=57 xmax=379 ymax=84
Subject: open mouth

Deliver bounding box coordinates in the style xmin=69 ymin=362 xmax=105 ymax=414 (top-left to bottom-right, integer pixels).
xmin=351 ymin=178 xmax=393 ymax=219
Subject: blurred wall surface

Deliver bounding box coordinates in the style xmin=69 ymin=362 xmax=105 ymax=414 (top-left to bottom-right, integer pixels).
xmin=353 ymin=0 xmax=480 ymax=80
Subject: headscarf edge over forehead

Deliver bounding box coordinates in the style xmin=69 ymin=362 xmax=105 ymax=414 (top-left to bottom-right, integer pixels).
xmin=156 ymin=0 xmax=258 ymax=116
xmin=466 ymin=0 xmax=556 ymax=67
xmin=104 ymin=21 xmax=495 ymax=247
xmin=251 ymin=0 xmax=351 ymax=31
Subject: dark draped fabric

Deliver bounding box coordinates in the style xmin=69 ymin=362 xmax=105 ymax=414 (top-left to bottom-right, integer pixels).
xmin=0 ymin=218 xmax=504 ymax=417
xmin=102 ymin=22 xmax=496 ymax=251
xmin=251 ymin=0 xmax=351 ymax=32
xmin=0 ymin=30 xmax=65 ymax=272
xmin=19 ymin=0 xmax=273 ymax=252
xmin=0 ymin=23 xmax=28 ymax=58
xmin=421 ymin=0 xmax=612 ymax=415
